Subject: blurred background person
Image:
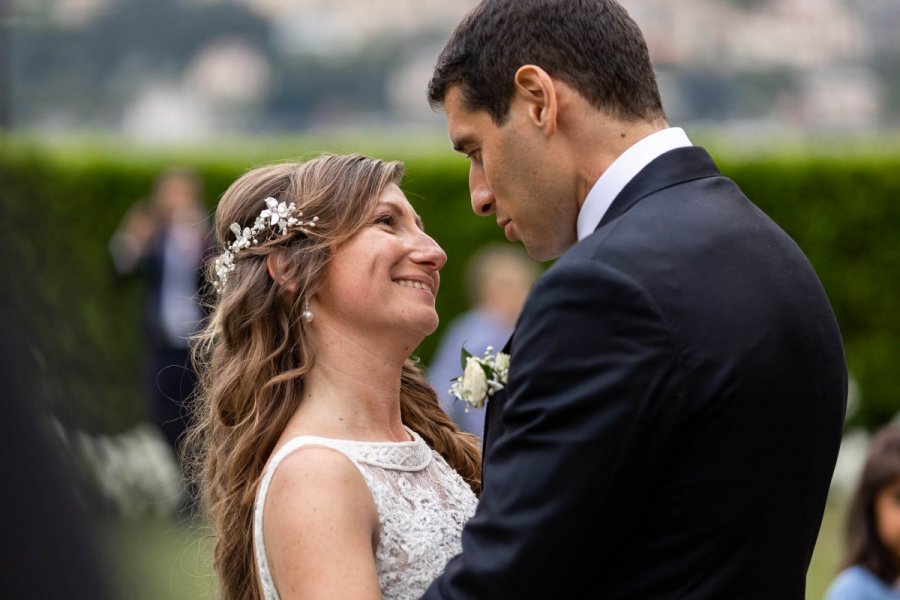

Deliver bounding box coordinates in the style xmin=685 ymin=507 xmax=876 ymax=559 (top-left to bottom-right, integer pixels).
xmin=428 ymin=244 xmax=539 ymax=437
xmin=825 ymin=423 xmax=900 ymax=600
xmin=109 ymin=168 xmax=210 ymax=513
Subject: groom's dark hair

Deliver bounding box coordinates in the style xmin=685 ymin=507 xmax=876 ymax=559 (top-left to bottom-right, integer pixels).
xmin=428 ymin=0 xmax=665 ymax=125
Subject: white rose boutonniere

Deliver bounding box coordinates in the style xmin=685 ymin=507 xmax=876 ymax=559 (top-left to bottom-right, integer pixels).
xmin=449 ymin=346 xmax=510 ymax=411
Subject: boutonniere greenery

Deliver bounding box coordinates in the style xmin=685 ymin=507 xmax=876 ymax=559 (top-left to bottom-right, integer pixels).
xmin=449 ymin=346 xmax=510 ymax=411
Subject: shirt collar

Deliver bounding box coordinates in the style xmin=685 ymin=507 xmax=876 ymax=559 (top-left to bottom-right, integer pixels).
xmin=576 ymin=127 xmax=692 ymax=240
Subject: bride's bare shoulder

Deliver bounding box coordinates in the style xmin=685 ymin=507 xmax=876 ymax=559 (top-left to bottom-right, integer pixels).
xmin=262 ymin=445 xmax=381 ymax=598
xmin=264 ymin=444 xmax=377 ymax=528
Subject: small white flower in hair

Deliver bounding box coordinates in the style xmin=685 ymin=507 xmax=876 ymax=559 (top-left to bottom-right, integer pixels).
xmin=213 ymin=196 xmax=319 ymax=292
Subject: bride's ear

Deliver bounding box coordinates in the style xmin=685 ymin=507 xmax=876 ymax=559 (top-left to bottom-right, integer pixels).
xmin=266 ymin=250 xmax=299 ymax=294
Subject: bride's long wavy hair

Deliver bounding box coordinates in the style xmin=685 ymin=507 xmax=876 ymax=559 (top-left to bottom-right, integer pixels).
xmin=187 ymin=154 xmax=482 ymax=600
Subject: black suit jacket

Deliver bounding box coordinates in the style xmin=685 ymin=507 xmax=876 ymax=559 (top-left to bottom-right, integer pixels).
xmin=138 ymin=227 xmax=211 ymax=352
xmin=425 ymin=147 xmax=846 ymax=599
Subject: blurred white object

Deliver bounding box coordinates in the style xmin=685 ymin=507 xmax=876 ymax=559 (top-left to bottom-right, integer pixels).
xmin=184 ymin=37 xmax=272 ymax=106
xmin=121 ymin=84 xmax=215 ymax=144
xmin=829 ymin=374 xmax=869 ymax=502
xmin=830 ymin=427 xmax=871 ymax=503
xmin=60 ymin=421 xmax=185 ymax=518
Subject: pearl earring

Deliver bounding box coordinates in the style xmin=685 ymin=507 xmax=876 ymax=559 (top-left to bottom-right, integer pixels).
xmin=301 ymin=298 xmax=314 ymax=323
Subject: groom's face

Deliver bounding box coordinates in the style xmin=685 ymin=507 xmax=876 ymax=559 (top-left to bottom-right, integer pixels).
xmin=444 ymin=86 xmax=578 ymax=262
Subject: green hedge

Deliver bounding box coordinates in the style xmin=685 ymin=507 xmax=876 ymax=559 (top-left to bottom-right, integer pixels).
xmin=1 ymin=138 xmax=897 ymax=432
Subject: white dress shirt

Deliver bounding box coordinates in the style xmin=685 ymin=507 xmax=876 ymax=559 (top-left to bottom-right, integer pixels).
xmin=576 ymin=127 xmax=693 ymax=241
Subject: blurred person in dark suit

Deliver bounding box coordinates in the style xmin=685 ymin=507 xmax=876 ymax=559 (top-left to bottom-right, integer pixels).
xmin=428 ymin=244 xmax=538 ymax=437
xmin=109 ymin=168 xmax=210 ymax=511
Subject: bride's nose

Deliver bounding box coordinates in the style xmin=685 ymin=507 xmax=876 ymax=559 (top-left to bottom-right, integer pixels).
xmin=410 ymin=233 xmax=447 ymax=271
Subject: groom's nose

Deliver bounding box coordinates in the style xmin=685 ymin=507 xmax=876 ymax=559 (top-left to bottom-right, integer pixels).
xmin=469 ymin=163 xmax=495 ymax=216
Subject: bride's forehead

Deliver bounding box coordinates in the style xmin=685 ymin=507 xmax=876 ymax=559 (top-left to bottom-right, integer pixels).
xmin=377 ymin=183 xmax=409 ymax=206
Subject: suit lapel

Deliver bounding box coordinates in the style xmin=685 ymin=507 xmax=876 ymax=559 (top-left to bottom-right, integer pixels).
xmin=478 ymin=148 xmax=720 ymax=481
xmin=598 ymin=146 xmax=721 ymax=229
xmin=481 ymin=334 xmax=514 ymax=479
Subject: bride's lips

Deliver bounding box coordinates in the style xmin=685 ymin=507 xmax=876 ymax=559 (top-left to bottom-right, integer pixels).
xmin=392 ymin=273 xmax=438 ymax=297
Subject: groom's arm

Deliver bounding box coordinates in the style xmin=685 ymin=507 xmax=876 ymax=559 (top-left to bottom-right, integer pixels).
xmin=423 ymin=257 xmax=681 ymax=598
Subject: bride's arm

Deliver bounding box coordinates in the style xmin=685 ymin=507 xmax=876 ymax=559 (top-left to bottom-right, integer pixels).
xmin=263 ymin=447 xmax=381 ymax=599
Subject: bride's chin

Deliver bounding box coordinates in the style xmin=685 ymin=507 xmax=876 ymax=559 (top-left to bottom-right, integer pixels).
xmin=404 ymin=314 xmax=440 ymax=341
xmin=422 ymin=313 xmax=440 ymax=336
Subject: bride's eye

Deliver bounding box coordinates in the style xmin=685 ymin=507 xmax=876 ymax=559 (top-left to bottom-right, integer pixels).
xmin=374 ymin=214 xmax=395 ymax=227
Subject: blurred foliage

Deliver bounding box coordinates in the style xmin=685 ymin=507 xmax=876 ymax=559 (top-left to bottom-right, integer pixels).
xmin=13 ymin=0 xmax=900 ymax=135
xmin=722 ymin=0 xmax=770 ymax=9
xmin=12 ymin=0 xmax=272 ymax=126
xmin=11 ymin=0 xmax=444 ymax=132
xmin=0 ymin=136 xmax=897 ymax=434
xmin=873 ymin=54 xmax=900 ymax=123
xmin=677 ymin=68 xmax=799 ymax=121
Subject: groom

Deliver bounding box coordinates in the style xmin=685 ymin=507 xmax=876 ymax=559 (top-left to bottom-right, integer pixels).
xmin=423 ymin=1 xmax=847 ymax=598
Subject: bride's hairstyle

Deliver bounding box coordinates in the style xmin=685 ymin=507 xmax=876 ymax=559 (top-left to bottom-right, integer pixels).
xmin=187 ymin=154 xmax=482 ymax=600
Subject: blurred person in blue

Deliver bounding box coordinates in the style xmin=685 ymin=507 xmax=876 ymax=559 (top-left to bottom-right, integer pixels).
xmin=826 ymin=424 xmax=900 ymax=600
xmin=109 ymin=168 xmax=209 ymax=498
xmin=428 ymin=244 xmax=538 ymax=437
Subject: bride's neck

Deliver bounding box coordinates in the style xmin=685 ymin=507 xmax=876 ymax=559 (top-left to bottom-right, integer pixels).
xmin=286 ymin=322 xmax=416 ymax=442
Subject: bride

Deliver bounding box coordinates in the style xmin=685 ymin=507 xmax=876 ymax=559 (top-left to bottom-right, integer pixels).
xmin=188 ymin=154 xmax=481 ymax=599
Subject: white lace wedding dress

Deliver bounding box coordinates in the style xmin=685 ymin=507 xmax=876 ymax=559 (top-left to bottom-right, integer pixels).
xmin=253 ymin=427 xmax=478 ymax=599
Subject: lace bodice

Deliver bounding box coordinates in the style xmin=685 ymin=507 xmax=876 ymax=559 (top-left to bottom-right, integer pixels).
xmin=253 ymin=428 xmax=477 ymax=599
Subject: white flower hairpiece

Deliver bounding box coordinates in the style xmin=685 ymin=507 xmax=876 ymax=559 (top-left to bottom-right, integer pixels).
xmin=213 ymin=196 xmax=318 ymax=292
xmin=449 ymin=345 xmax=510 ymax=411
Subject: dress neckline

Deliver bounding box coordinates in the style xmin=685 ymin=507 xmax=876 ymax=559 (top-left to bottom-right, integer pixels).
xmin=271 ymin=426 xmax=432 ymax=471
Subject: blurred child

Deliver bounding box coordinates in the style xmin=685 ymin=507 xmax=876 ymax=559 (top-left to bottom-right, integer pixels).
xmin=825 ymin=424 xmax=900 ymax=599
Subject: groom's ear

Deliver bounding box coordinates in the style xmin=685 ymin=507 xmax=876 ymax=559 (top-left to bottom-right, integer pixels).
xmin=266 ymin=250 xmax=299 ymax=294
xmin=513 ymin=65 xmax=558 ymax=136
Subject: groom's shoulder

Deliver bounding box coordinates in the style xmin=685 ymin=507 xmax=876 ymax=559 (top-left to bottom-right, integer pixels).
xmin=524 ymin=243 xmax=653 ymax=315
xmin=538 ymin=242 xmax=615 ymax=285
xmin=544 ymin=221 xmax=647 ymax=282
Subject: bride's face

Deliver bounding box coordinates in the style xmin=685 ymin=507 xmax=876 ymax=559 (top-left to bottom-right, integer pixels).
xmin=316 ymin=184 xmax=447 ymax=343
